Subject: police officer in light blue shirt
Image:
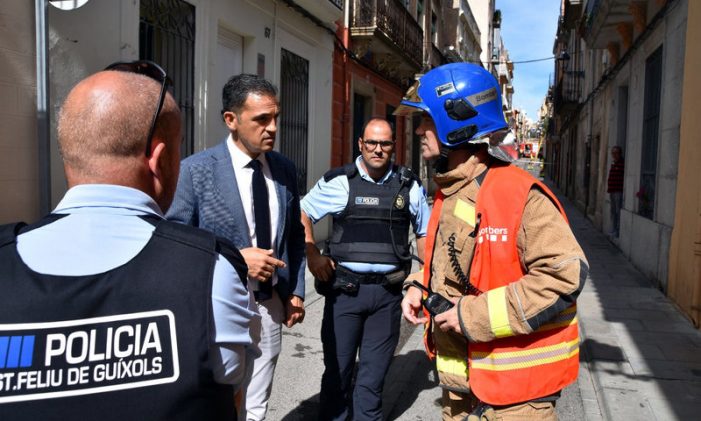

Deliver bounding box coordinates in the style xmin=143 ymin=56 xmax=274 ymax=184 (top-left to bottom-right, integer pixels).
xmin=301 ymin=118 xmax=429 ymax=421
xmin=0 ymin=63 xmax=258 ymax=420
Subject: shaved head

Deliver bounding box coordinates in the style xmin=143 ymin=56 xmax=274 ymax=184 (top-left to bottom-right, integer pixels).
xmin=57 ymin=70 xmax=180 ymax=180
xmin=362 ymin=118 xmax=393 ymax=137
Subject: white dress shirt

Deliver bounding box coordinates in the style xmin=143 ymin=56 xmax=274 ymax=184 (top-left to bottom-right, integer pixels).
xmin=227 ymin=135 xmax=280 ymax=291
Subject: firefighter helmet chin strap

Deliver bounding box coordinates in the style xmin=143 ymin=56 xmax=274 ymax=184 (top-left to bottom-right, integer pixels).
xmin=432 ymin=147 xmax=451 ymax=174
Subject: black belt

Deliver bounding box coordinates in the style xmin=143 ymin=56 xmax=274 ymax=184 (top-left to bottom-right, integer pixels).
xmin=336 ymin=266 xmax=405 ymax=285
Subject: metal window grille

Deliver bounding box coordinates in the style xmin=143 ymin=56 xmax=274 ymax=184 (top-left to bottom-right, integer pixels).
xmin=279 ymin=48 xmax=309 ymax=194
xmin=639 ymin=46 xmax=662 ymax=219
xmin=139 ymin=0 xmax=195 ymax=157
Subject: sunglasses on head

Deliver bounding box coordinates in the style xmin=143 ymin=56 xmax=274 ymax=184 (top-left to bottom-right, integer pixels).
xmin=104 ymin=60 xmax=172 ymax=157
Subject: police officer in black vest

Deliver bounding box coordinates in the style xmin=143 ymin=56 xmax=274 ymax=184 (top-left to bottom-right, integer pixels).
xmin=301 ymin=118 xmax=430 ymax=421
xmin=0 ymin=62 xmax=259 ymax=420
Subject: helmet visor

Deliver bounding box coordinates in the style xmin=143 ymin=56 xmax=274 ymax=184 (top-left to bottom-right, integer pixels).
xmin=393 ymin=80 xmax=426 ymax=116
xmin=393 ymin=102 xmax=426 ymax=116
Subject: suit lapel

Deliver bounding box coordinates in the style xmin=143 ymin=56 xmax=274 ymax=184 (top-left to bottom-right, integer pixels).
xmin=213 ymin=141 xmax=252 ymax=247
xmin=266 ymin=153 xmax=287 ymax=251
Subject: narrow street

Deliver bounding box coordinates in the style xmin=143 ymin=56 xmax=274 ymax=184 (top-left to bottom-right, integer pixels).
xmin=268 ymin=161 xmax=701 ymax=420
xmin=4 ymin=1 xmax=701 ymax=420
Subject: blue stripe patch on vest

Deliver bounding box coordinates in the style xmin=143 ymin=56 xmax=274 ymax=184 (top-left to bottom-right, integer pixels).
xmin=0 ymin=310 xmax=179 ymax=403
xmin=0 ymin=336 xmax=35 ymax=369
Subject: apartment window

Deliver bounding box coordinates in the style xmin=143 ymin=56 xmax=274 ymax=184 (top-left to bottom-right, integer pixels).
xmin=431 ymin=12 xmax=438 ymax=44
xmin=638 ymin=46 xmax=662 ymax=219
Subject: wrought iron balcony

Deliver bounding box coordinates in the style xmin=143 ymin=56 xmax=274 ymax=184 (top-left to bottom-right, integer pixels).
xmin=553 ymin=71 xmax=583 ymax=115
xmin=350 ymin=0 xmax=423 ymax=85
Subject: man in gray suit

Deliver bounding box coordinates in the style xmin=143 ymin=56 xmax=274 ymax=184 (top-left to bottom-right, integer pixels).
xmin=167 ymin=74 xmax=306 ymax=421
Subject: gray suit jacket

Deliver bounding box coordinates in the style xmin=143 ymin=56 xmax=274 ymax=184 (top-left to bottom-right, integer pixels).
xmin=167 ymin=140 xmax=306 ymax=301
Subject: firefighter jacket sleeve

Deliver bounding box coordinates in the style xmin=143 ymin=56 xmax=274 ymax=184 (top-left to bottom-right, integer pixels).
xmin=457 ymin=188 xmax=589 ymax=343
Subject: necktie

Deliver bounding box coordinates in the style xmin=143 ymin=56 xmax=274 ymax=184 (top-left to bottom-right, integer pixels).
xmin=250 ymin=159 xmax=272 ymax=301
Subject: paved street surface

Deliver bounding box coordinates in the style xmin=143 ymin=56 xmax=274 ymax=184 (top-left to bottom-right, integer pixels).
xmin=267 ymin=159 xmax=701 ymax=420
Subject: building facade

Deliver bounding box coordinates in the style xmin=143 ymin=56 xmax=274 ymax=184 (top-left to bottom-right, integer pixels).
xmin=549 ymin=0 xmax=700 ymax=326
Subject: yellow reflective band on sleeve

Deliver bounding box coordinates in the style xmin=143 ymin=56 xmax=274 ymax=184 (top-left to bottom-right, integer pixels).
xmin=436 ymin=354 xmax=469 ymax=377
xmin=488 ymin=286 xmax=513 ymax=338
xmin=471 ymin=338 xmax=580 ymax=371
xmin=453 ymin=199 xmax=476 ymax=226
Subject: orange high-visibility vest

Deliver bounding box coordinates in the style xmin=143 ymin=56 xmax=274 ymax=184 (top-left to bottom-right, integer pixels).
xmin=422 ymin=165 xmax=579 ymax=405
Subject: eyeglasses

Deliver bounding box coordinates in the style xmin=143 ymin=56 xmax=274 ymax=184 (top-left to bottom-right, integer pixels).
xmin=362 ymin=139 xmax=395 ymax=151
xmin=104 ymin=60 xmax=172 ymax=157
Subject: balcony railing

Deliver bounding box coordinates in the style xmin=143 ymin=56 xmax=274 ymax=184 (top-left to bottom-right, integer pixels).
xmin=553 ymin=73 xmax=583 ymax=115
xmin=351 ymin=0 xmax=423 ymax=68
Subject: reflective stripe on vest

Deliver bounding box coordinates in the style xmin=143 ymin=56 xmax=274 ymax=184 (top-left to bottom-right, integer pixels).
xmin=471 ymin=338 xmax=579 ymax=371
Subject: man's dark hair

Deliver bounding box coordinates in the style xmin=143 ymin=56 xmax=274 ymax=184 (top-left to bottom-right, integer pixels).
xmin=221 ymin=74 xmax=277 ymax=116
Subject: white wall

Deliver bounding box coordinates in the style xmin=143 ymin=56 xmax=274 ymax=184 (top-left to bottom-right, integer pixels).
xmin=611 ymin=1 xmax=686 ymax=288
xmin=0 ymin=0 xmax=39 ymax=223
xmin=48 ymin=0 xmax=138 ymax=207
xmin=45 ymin=0 xmax=335 ymax=208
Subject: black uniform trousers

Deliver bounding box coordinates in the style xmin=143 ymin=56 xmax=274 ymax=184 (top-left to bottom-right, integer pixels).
xmin=318 ymin=282 xmax=402 ymax=421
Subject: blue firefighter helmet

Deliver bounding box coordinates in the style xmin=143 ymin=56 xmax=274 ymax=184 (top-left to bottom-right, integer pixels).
xmin=395 ymin=63 xmax=508 ymax=150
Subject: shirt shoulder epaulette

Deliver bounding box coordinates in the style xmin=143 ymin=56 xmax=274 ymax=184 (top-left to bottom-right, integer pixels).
xmin=323 ymin=163 xmax=357 ymax=182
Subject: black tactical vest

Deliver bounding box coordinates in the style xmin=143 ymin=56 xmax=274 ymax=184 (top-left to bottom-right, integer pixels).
xmin=328 ymin=164 xmax=416 ymax=265
xmin=0 ymin=216 xmax=247 ymax=421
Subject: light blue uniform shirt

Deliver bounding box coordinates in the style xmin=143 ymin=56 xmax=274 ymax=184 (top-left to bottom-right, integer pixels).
xmin=301 ymin=157 xmax=430 ymax=273
xmin=16 ymin=184 xmax=260 ymax=388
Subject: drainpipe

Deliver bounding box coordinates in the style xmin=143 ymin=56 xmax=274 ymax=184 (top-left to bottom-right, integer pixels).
xmin=36 ymin=0 xmax=51 ymax=215
xmin=342 ymin=1 xmax=350 ymax=166
xmin=585 ymin=48 xmax=595 ymax=214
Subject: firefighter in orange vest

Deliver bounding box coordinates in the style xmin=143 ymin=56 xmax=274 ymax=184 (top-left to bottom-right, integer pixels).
xmin=394 ymin=63 xmax=589 ymax=420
